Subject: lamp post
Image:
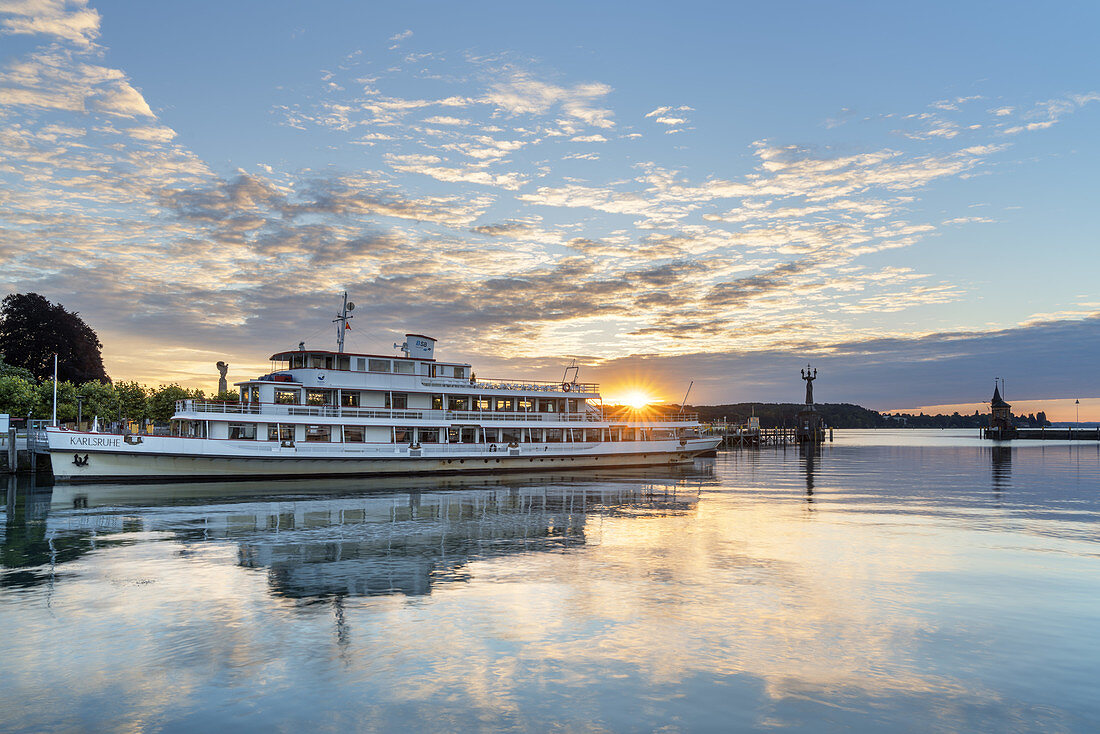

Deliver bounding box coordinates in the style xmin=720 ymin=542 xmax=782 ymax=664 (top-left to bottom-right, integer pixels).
xmin=76 ymin=396 xmax=85 ymax=430
xmin=1076 ymin=399 xmax=1080 ymax=432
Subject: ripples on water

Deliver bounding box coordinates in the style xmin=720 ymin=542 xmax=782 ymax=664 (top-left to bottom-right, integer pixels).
xmin=1 ymin=430 xmax=1098 ymax=732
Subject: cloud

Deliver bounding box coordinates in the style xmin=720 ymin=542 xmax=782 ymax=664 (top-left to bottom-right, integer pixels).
xmin=646 ymin=105 xmax=692 ymax=129
xmin=0 ymin=0 xmax=101 ymax=47
xmin=0 ymin=49 xmax=155 ymax=118
xmin=1000 ymin=92 xmax=1099 ymax=135
xmin=388 ymin=28 xmax=412 ymax=49
xmin=484 ymin=69 xmax=615 ymax=129
xmin=386 ymin=153 xmax=528 ymax=190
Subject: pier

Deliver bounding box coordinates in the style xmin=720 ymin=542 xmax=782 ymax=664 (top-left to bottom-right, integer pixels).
xmin=702 ymin=424 xmax=829 ymax=449
xmin=1 ymin=421 xmax=52 ymax=475
xmin=982 ymin=426 xmax=1100 ymax=441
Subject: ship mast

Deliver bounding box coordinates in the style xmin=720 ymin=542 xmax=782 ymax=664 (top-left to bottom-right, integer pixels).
xmin=333 ymin=292 xmax=355 ymax=353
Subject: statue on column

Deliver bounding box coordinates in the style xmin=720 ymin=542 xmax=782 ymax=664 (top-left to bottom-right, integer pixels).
xmin=801 ymin=365 xmax=817 ymax=406
xmin=216 ymin=361 xmax=229 ymax=395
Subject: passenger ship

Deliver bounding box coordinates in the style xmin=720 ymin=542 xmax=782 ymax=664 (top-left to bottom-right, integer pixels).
xmin=47 ymin=299 xmax=719 ymax=482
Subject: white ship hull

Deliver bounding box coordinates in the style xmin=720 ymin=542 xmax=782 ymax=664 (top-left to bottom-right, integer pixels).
xmin=47 ymin=429 xmax=720 ymax=483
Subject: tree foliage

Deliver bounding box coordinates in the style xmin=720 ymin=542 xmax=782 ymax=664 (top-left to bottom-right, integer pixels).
xmin=0 ymin=292 xmax=109 ymax=383
xmin=0 ymin=375 xmax=207 ymax=424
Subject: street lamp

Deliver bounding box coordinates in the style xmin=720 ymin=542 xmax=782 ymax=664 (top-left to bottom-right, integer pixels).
xmin=1076 ymin=398 xmax=1080 ymax=432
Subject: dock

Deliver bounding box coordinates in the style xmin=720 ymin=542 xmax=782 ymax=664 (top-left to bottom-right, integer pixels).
xmin=703 ymin=424 xmax=829 ymax=449
xmin=982 ymin=427 xmax=1100 ymax=441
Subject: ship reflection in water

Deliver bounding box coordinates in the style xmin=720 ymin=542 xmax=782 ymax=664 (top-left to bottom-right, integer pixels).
xmin=4 ymin=467 xmax=708 ymax=601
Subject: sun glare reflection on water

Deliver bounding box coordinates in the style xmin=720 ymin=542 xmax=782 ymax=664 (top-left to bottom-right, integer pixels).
xmin=1 ymin=430 xmax=1098 ymax=732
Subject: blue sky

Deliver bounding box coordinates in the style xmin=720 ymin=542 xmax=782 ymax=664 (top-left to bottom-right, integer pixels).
xmin=0 ymin=0 xmax=1097 ymax=417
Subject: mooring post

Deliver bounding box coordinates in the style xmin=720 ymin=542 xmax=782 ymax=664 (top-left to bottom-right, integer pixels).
xmin=7 ymin=426 xmax=14 ymax=474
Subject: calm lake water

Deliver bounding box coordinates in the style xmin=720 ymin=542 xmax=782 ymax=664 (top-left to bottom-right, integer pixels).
xmin=2 ymin=430 xmax=1098 ymax=732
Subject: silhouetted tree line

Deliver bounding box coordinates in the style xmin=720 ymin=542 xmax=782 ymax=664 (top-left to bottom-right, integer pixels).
xmin=689 ymin=403 xmax=1051 ymax=429
xmin=692 ymin=403 xmax=887 ymax=428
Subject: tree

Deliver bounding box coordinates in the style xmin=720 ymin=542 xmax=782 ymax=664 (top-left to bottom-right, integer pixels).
xmin=74 ymin=381 xmax=119 ymax=424
xmin=0 ymin=293 xmax=109 ymax=383
xmin=0 ymin=375 xmax=39 ymax=418
xmin=0 ymin=359 xmax=34 ymax=381
xmin=116 ymin=381 xmax=149 ymax=423
xmin=147 ymin=384 xmax=204 ymax=422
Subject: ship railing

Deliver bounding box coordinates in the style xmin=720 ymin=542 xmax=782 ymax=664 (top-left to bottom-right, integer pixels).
xmin=177 ymin=400 xmax=604 ymax=423
xmin=247 ymin=442 xmax=604 ymax=456
xmin=175 ymin=400 xmax=699 ymax=424
xmin=421 ymin=377 xmax=600 ymax=393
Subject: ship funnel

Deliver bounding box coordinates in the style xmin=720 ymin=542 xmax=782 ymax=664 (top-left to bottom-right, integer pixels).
xmin=404 ymin=333 xmax=436 ymax=360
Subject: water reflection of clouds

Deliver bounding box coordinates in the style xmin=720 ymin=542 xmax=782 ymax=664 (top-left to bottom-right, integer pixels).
xmin=2 ymin=447 xmax=1098 ymax=731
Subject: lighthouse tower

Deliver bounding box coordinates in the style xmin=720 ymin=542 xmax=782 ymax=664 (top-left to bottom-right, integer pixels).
xmin=987 ymin=382 xmax=1016 ymax=439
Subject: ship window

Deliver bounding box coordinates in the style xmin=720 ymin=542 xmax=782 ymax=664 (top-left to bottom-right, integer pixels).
xmin=290 ymin=354 xmax=305 ymax=369
xmin=476 ymin=398 xmax=490 ymax=410
xmin=448 ymin=396 xmax=469 ymax=411
xmin=267 ymin=425 xmax=293 ymax=441
xmin=518 ymin=399 xmax=533 ymax=411
xmin=306 ymin=390 xmax=327 ymax=406
xmin=356 ymin=358 xmax=366 ymax=371
xmin=460 ymin=427 xmax=477 ymax=443
xmin=447 ymin=427 xmax=460 ymax=443
xmin=341 ymin=392 xmax=360 ymax=407
xmin=394 ymin=426 xmax=414 ymax=444
xmin=343 ymin=425 xmax=365 ymax=443
xmin=305 ymin=425 xmax=331 ymax=442
xmin=431 ymin=394 xmax=443 ymax=410
xmin=451 ymin=366 xmax=466 ymax=379
xmin=228 ymin=423 xmax=256 ymax=440
xmin=501 ymin=428 xmax=522 ymax=444
xmin=274 ymin=389 xmax=298 ymax=405
xmin=309 ymin=355 xmax=327 ymax=369
xmin=546 ymin=429 xmax=563 ymax=443
xmin=419 ymin=428 xmax=440 ymax=443
xmin=394 ymin=361 xmax=414 ymax=374
xmin=494 ymin=398 xmax=514 ymax=411
xmin=337 ymin=356 xmax=350 ymax=370
xmin=369 ymin=359 xmax=391 ymax=372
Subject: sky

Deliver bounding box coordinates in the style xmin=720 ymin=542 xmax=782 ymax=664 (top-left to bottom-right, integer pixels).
xmin=0 ymin=0 xmax=1097 ymax=419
